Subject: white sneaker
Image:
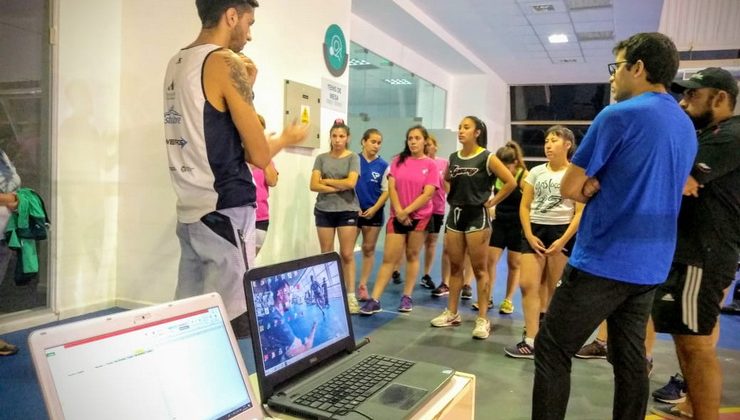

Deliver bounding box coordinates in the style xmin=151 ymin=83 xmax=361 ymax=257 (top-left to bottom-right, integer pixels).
xmin=430 ymin=308 xmax=461 ymax=327
xmin=347 ymin=294 xmax=360 ymax=314
xmin=472 ymin=317 xmax=491 ymax=339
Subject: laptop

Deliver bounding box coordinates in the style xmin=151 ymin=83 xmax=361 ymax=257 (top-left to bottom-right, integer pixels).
xmin=29 ymin=293 xmax=265 ymax=420
xmin=243 ymin=252 xmax=455 ymax=420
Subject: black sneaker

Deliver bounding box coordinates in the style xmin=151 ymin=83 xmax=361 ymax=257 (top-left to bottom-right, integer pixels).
xmin=420 ymin=274 xmax=436 ymax=289
xmin=392 ymin=270 xmax=402 ymax=284
xmin=652 ymin=373 xmax=687 ymax=404
xmin=461 ymin=285 xmax=473 ymax=300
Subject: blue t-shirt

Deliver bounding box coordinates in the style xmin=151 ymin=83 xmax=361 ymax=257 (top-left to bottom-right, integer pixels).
xmin=355 ymin=154 xmax=389 ymax=210
xmin=569 ymin=92 xmax=697 ymax=285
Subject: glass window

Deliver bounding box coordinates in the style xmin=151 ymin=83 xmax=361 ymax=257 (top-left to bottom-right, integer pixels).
xmin=0 ymin=0 xmax=52 ymax=314
xmin=347 ymin=42 xmax=446 ymax=162
xmin=510 ymin=84 xmax=610 ymax=121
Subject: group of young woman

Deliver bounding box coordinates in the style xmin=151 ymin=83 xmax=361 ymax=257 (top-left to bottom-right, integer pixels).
xmin=308 ymin=116 xmax=582 ymax=347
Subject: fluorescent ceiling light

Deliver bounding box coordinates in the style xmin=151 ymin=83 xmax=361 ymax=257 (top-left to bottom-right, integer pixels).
xmin=384 ymin=78 xmax=412 ymax=85
xmin=349 ymin=58 xmax=371 ymax=66
xmin=548 ymin=34 xmax=569 ymax=43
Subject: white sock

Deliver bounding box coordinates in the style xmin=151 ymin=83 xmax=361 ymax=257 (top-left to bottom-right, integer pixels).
xmin=525 ymin=337 xmax=535 ymax=347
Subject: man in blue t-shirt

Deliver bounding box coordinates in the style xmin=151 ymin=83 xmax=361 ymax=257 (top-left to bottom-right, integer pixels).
xmin=532 ymin=33 xmax=697 ymax=420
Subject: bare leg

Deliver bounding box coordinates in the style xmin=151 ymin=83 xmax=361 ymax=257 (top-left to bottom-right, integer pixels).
xmin=445 ymin=231 xmax=467 ymax=314
xmin=488 ymin=247 xmax=504 ymax=302
xmin=504 ymin=250 xmax=521 ymax=301
xmin=316 ymin=227 xmax=336 ymax=253
xmin=520 ymin=253 xmax=546 ymax=339
xmin=358 ymin=226 xmax=381 ymax=288
xmin=466 ymin=229 xmax=492 ymax=319
xmin=463 ymin=254 xmax=474 ymax=286
xmin=423 ymin=232 xmax=439 ymax=277
xmin=402 ymin=231 xmax=428 ymax=297
xmin=673 ymin=323 xmax=721 ymax=420
xmin=337 ymin=226 xmax=358 ymax=294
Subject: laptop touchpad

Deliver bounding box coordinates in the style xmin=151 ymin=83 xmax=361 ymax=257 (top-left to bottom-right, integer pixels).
xmin=377 ymin=384 xmax=428 ymax=410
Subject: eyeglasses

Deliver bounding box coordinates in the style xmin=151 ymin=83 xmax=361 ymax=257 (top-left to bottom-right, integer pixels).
xmin=607 ymin=61 xmax=629 ymax=76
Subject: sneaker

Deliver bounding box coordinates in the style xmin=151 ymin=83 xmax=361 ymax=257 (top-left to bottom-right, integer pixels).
xmin=357 ymin=284 xmax=370 ymax=302
xmin=652 ymin=373 xmax=687 ymax=404
xmin=391 ymin=270 xmax=402 ymax=284
xmin=461 ymin=285 xmax=473 ymax=300
xmin=359 ymin=299 xmax=381 ymax=315
xmin=499 ymin=298 xmax=514 ymax=314
xmin=0 ymin=339 xmax=19 ymax=357
xmin=471 ymin=299 xmax=493 ymax=311
xmin=432 ymin=283 xmax=450 ymax=297
xmin=649 ymin=404 xmax=693 ymax=419
xmin=504 ymin=340 xmax=535 ymax=359
xmin=347 ymin=295 xmax=360 ymax=314
xmin=430 ymin=308 xmax=461 ymax=327
xmin=398 ymin=295 xmax=413 ymax=312
xmin=420 ymin=274 xmax=436 ymax=289
xmin=575 ymin=339 xmax=607 ymax=359
xmin=472 ymin=317 xmax=491 ymax=339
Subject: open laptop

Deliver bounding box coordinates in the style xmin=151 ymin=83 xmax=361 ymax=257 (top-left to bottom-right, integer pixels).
xmin=244 ymin=252 xmax=455 ymax=420
xmin=29 ymin=293 xmax=265 ymax=420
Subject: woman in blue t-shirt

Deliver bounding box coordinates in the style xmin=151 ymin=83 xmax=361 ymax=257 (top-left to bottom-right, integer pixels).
xmin=354 ymin=128 xmax=389 ymax=302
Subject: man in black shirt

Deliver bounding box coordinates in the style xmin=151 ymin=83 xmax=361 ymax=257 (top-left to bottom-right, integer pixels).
xmin=652 ymin=67 xmax=740 ymax=419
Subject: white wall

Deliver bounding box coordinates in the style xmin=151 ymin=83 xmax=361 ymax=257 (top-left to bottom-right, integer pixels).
xmin=113 ymin=0 xmax=352 ymax=308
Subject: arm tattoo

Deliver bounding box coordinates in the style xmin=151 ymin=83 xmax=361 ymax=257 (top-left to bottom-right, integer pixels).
xmin=225 ymin=56 xmax=254 ymax=105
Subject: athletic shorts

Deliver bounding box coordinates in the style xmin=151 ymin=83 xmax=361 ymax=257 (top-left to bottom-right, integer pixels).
xmin=445 ymin=205 xmax=490 ymax=233
xmin=314 ymin=209 xmax=359 ymax=228
xmin=386 ymin=216 xmax=430 ymax=235
xmin=426 ymin=213 xmax=445 ymax=234
xmin=175 ymin=206 xmax=255 ymax=321
xmin=489 ymin=217 xmax=523 ymax=252
xmin=520 ymin=223 xmax=575 ymax=256
xmin=357 ymin=208 xmax=384 ymax=228
xmin=652 ymin=262 xmax=735 ymax=335
xmin=255 ymin=220 xmax=269 ymax=248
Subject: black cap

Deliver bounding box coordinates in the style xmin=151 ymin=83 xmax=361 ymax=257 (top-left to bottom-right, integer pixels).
xmin=672 ymin=67 xmax=738 ymax=97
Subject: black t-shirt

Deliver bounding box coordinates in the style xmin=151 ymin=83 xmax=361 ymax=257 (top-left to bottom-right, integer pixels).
xmin=673 ymin=115 xmax=740 ymax=273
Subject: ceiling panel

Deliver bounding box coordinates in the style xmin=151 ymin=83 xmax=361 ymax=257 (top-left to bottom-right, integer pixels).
xmin=355 ymin=0 xmax=738 ymax=85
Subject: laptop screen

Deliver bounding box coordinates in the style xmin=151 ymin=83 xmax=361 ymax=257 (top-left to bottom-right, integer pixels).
xmin=42 ymin=306 xmax=253 ymax=420
xmin=249 ymin=256 xmax=351 ymax=377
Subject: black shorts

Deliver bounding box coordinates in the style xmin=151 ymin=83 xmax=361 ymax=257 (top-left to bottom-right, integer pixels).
xmin=426 ymin=214 xmax=445 ymax=234
xmin=520 ymin=223 xmax=575 ymax=256
xmin=314 ymin=209 xmax=359 ymax=228
xmin=445 ymin=205 xmax=490 ymax=233
xmin=652 ymin=262 xmax=734 ymax=335
xmin=255 ymin=220 xmax=269 ymax=231
xmin=357 ymin=208 xmax=384 ymax=228
xmin=489 ymin=217 xmax=523 ymax=252
xmin=386 ymin=216 xmax=430 ymax=235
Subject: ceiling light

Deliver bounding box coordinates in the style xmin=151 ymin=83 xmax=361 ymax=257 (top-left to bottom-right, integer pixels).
xmin=548 ymin=34 xmax=569 ymax=44
xmin=384 ymin=78 xmax=412 ymax=85
xmin=349 ymin=58 xmax=371 ymax=66
xmin=531 ymin=4 xmax=555 ymax=12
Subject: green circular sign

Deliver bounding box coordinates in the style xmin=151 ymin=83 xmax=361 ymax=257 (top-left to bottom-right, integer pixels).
xmin=323 ymin=24 xmax=347 ymax=77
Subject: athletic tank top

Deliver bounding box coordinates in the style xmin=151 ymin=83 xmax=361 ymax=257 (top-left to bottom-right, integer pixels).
xmin=494 ymin=168 xmax=524 ymax=220
xmin=447 ymin=148 xmax=496 ymax=206
xmin=163 ymin=44 xmax=255 ymax=223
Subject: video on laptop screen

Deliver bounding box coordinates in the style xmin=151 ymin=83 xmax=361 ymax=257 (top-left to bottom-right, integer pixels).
xmin=44 ymin=307 xmax=253 ymax=420
xmin=251 ymin=259 xmax=351 ymax=376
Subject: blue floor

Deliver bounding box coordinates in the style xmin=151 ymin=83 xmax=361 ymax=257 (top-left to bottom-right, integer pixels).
xmin=1 ymin=247 xmax=739 ymax=419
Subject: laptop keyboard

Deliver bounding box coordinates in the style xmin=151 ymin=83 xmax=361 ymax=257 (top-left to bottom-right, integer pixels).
xmin=294 ymin=354 xmax=415 ymax=414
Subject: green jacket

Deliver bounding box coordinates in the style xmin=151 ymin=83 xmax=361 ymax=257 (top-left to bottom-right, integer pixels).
xmin=5 ymin=188 xmax=49 ymax=283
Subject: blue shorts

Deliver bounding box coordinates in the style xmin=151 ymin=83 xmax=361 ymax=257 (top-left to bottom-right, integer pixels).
xmin=357 ymin=208 xmax=384 ymax=228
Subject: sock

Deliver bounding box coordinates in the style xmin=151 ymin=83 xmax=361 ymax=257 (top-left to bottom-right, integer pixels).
xmin=525 ymin=337 xmax=535 ymax=347
xmin=595 ymin=338 xmax=607 ymax=347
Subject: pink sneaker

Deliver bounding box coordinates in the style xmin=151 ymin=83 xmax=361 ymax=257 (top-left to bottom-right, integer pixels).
xmin=357 ymin=284 xmax=370 ymax=302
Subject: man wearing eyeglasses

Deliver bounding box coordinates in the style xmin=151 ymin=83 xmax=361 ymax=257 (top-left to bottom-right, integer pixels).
xmin=649 ymin=67 xmax=739 ymax=420
xmin=533 ymin=33 xmax=697 ymax=419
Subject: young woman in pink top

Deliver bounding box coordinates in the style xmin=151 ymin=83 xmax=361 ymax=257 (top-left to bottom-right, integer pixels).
xmin=359 ymin=125 xmax=439 ymax=315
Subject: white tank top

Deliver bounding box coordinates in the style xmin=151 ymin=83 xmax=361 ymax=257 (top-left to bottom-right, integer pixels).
xmin=163 ymin=44 xmax=255 ymax=223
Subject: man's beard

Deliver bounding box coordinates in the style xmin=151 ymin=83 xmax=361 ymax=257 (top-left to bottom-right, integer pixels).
xmin=690 ymin=109 xmax=713 ymax=130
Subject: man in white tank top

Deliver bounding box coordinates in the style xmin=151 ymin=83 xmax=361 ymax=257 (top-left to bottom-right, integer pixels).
xmin=163 ymin=0 xmax=307 ymax=337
